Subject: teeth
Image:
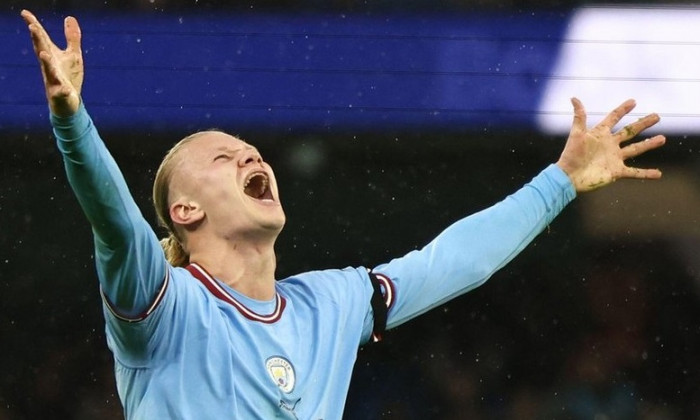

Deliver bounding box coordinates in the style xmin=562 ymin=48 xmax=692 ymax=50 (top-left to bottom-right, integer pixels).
xmin=244 ymin=172 xmax=268 ymax=188
xmin=244 ymin=172 xmax=270 ymax=198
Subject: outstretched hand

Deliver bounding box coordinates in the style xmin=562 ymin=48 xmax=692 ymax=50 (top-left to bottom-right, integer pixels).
xmin=556 ymin=98 xmax=666 ymax=193
xmin=21 ymin=9 xmax=83 ymax=117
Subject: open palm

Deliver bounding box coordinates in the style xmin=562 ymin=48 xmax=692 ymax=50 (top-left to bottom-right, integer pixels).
xmin=22 ymin=9 xmax=83 ymax=117
xmin=556 ymin=98 xmax=666 ymax=192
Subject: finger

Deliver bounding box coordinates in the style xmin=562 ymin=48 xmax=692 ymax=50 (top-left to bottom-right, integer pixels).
xmin=28 ymin=24 xmax=53 ymax=78
xmin=27 ymin=21 xmax=54 ymax=58
xmin=620 ymin=166 xmax=663 ymax=180
xmin=28 ymin=25 xmax=58 ymax=84
xmin=598 ymin=98 xmax=636 ymax=130
xmin=615 ymin=113 xmax=661 ymax=142
xmin=23 ymin=10 xmax=56 ymax=55
xmin=570 ymin=97 xmax=586 ymax=133
xmin=20 ymin=9 xmax=38 ymax=26
xmin=26 ymin=23 xmax=43 ymax=58
xmin=64 ymin=16 xmax=82 ymax=52
xmin=37 ymin=50 xmax=62 ymax=86
xmin=621 ymin=135 xmax=666 ymax=160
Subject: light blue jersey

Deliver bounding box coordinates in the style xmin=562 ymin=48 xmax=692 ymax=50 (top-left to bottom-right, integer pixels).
xmin=51 ymin=104 xmax=575 ymax=419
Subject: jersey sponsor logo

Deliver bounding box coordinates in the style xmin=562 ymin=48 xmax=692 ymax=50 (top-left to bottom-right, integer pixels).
xmin=266 ymin=356 xmax=296 ymax=393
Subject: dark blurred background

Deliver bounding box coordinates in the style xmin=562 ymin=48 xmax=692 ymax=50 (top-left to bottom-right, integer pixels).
xmin=2 ymin=1 xmax=700 ymax=419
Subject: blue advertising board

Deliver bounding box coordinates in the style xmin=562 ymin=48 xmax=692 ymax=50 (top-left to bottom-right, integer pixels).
xmin=1 ymin=11 xmax=569 ymax=133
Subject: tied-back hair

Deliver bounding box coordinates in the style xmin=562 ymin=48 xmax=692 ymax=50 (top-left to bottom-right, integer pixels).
xmin=159 ymin=234 xmax=189 ymax=268
xmin=153 ymin=130 xmax=220 ymax=267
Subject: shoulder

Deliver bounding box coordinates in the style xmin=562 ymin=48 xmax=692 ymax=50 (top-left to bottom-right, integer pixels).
xmin=279 ymin=266 xmax=368 ymax=284
xmin=278 ymin=266 xmax=373 ymax=300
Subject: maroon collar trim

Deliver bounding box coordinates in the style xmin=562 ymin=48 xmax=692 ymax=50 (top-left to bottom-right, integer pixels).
xmin=186 ymin=263 xmax=285 ymax=324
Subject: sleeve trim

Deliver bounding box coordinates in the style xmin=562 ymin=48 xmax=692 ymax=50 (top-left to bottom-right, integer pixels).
xmin=100 ymin=269 xmax=170 ymax=323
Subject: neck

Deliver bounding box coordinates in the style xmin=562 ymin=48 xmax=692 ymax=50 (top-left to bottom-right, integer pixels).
xmin=188 ymin=237 xmax=278 ymax=300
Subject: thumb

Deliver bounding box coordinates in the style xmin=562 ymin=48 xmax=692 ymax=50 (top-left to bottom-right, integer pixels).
xmin=570 ymin=97 xmax=586 ymax=134
xmin=64 ymin=16 xmax=82 ymax=52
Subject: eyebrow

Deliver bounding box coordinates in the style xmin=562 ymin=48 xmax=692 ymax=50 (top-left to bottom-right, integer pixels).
xmin=213 ymin=144 xmax=258 ymax=155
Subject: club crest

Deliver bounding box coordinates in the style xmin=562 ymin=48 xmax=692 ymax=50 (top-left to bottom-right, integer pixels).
xmin=265 ymin=356 xmax=295 ymax=393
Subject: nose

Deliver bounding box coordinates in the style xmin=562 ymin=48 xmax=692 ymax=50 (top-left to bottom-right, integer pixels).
xmin=238 ymin=148 xmax=263 ymax=167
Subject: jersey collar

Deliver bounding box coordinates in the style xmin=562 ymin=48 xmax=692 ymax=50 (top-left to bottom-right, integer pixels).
xmin=186 ymin=262 xmax=286 ymax=323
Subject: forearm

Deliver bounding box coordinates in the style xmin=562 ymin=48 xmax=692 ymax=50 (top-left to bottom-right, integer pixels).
xmin=376 ymin=164 xmax=576 ymax=328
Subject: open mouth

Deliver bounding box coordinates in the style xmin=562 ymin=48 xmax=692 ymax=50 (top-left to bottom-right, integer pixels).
xmin=244 ymin=172 xmax=273 ymax=200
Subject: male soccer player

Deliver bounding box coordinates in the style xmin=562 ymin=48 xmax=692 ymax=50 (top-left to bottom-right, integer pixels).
xmin=21 ymin=9 xmax=665 ymax=419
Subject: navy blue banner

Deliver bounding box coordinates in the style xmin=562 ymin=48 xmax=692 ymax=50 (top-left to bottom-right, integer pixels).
xmin=3 ymin=11 xmax=569 ymax=133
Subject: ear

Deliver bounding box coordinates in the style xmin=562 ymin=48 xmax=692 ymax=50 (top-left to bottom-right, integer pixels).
xmin=169 ymin=198 xmax=205 ymax=227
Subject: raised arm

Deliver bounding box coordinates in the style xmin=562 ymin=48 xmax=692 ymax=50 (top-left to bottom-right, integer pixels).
xmin=374 ymin=98 xmax=665 ymax=328
xmin=22 ymin=10 xmax=167 ymax=318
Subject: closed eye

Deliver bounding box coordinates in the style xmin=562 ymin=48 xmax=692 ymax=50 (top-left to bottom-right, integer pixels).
xmin=214 ymin=154 xmax=231 ymax=162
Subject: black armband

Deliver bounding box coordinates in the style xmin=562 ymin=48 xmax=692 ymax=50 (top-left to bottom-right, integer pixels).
xmin=368 ymin=270 xmax=388 ymax=342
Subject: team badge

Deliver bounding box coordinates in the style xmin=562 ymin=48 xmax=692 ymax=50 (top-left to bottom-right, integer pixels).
xmin=265 ymin=356 xmax=295 ymax=393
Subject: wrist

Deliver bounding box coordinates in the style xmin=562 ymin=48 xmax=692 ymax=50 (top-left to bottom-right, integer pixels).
xmin=48 ymin=91 xmax=81 ymax=118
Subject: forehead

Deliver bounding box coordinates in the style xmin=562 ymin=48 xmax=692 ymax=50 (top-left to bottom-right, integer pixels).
xmin=170 ymin=132 xmax=256 ymax=177
xmin=183 ymin=131 xmax=251 ymax=155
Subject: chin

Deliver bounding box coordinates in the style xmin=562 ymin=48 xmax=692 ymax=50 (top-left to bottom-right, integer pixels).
xmin=261 ymin=213 xmax=285 ymax=233
xmin=269 ymin=218 xmax=286 ymax=233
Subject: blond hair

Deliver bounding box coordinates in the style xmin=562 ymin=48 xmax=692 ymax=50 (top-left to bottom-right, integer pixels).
xmin=152 ymin=131 xmax=215 ymax=267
